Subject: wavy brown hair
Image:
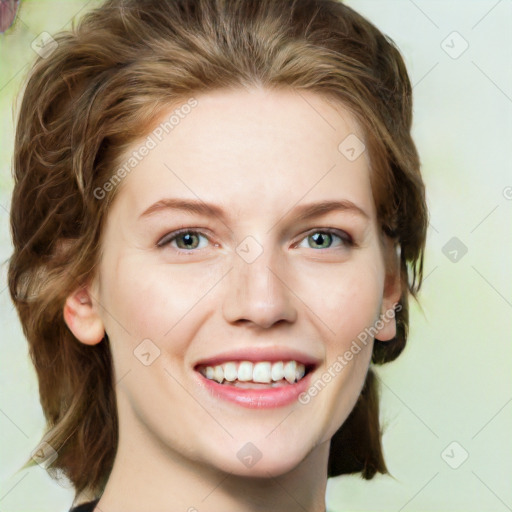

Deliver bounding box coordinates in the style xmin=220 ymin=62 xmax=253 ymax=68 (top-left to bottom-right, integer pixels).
xmin=8 ymin=0 xmax=427 ymax=501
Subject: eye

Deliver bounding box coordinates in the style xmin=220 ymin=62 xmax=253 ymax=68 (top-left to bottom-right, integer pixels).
xmin=296 ymin=229 xmax=353 ymax=250
xmin=156 ymin=227 xmax=354 ymax=254
xmin=157 ymin=229 xmax=211 ymax=252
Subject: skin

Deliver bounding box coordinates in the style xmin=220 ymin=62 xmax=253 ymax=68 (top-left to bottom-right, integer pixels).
xmin=64 ymin=86 xmax=400 ymax=512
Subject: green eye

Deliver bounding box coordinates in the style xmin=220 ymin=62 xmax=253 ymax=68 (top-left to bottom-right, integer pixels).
xmin=157 ymin=230 xmax=209 ymax=251
xmin=174 ymin=232 xmax=202 ymax=250
xmin=157 ymin=227 xmax=354 ymax=254
xmin=297 ymin=229 xmax=353 ymax=250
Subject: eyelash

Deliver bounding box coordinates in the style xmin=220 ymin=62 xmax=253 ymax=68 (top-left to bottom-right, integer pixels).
xmin=156 ymin=227 xmax=354 ymax=254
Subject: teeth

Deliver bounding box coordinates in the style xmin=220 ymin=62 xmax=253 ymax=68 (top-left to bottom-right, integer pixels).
xmin=283 ymin=361 xmax=297 ymax=383
xmin=223 ymin=362 xmax=238 ymax=381
xmin=237 ymin=361 xmax=253 ymax=381
xmin=213 ymin=365 xmax=224 ymax=383
xmin=253 ymin=362 xmax=272 ymax=383
xmin=295 ymin=363 xmax=306 ymax=381
xmin=199 ymin=360 xmax=307 ymax=385
xmin=271 ymin=361 xmax=284 ymax=381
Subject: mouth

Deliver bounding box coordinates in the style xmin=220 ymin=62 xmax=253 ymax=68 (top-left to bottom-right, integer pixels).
xmin=195 ymin=360 xmax=315 ymax=388
xmin=193 ymin=351 xmax=319 ymax=408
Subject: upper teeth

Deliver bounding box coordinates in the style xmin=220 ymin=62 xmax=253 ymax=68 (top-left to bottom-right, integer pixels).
xmin=199 ymin=360 xmax=306 ymax=384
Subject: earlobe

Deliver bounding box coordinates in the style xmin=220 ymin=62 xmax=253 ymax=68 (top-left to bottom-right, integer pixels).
xmin=376 ymin=243 xmax=402 ymax=342
xmin=374 ymin=299 xmax=399 ymax=342
xmin=63 ymin=285 xmax=105 ymax=345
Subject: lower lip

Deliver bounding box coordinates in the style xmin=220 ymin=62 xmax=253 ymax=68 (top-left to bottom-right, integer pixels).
xmin=195 ymin=371 xmax=313 ymax=409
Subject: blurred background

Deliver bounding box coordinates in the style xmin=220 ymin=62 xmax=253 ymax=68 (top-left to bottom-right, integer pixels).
xmin=0 ymin=1 xmax=511 ymax=511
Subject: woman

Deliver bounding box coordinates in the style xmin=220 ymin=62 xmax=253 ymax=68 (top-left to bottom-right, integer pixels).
xmin=8 ymin=0 xmax=427 ymax=510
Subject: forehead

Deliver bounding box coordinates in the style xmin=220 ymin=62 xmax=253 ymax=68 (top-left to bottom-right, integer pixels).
xmin=109 ymin=86 xmax=375 ymax=223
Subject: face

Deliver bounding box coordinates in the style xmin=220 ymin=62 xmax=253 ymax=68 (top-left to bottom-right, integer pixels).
xmin=68 ymin=86 xmax=400 ymax=478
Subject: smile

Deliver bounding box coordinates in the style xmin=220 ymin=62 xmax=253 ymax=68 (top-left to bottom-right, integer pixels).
xmin=194 ymin=356 xmax=318 ymax=409
xmin=197 ymin=360 xmax=308 ymax=387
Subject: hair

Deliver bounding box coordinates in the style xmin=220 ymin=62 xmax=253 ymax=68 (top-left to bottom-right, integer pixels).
xmin=8 ymin=0 xmax=427 ymax=501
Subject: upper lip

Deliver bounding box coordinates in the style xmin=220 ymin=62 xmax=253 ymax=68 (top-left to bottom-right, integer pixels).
xmin=193 ymin=346 xmax=322 ymax=369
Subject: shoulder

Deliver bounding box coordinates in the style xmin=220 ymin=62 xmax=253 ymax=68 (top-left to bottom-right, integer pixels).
xmin=68 ymin=499 xmax=100 ymax=512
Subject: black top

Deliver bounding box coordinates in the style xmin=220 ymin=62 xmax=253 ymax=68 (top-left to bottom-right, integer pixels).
xmin=69 ymin=499 xmax=100 ymax=512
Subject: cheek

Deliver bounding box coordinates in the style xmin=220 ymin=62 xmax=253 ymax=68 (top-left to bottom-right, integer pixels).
xmin=292 ymin=252 xmax=384 ymax=344
xmin=102 ymin=255 xmax=221 ymax=350
xmin=301 ymin=254 xmax=384 ymax=440
xmin=335 ymin=273 xmax=382 ymax=343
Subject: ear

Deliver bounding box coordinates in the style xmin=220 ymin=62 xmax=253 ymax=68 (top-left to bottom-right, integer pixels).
xmin=375 ymin=241 xmax=402 ymax=342
xmin=63 ymin=283 xmax=105 ymax=345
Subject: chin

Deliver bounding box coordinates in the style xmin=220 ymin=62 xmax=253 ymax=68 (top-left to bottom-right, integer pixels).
xmin=202 ymin=436 xmax=315 ymax=478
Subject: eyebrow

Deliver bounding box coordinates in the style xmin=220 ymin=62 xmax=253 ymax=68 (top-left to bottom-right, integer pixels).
xmin=138 ymin=198 xmax=369 ymax=223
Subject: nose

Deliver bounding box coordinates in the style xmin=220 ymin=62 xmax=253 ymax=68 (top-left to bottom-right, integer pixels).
xmin=222 ymin=238 xmax=297 ymax=329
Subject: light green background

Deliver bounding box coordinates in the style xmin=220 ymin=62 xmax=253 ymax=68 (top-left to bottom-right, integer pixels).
xmin=1 ymin=1 xmax=511 ymax=511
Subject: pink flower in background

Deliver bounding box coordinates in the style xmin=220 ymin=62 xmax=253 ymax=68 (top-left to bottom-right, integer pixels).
xmin=0 ymin=0 xmax=20 ymax=33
